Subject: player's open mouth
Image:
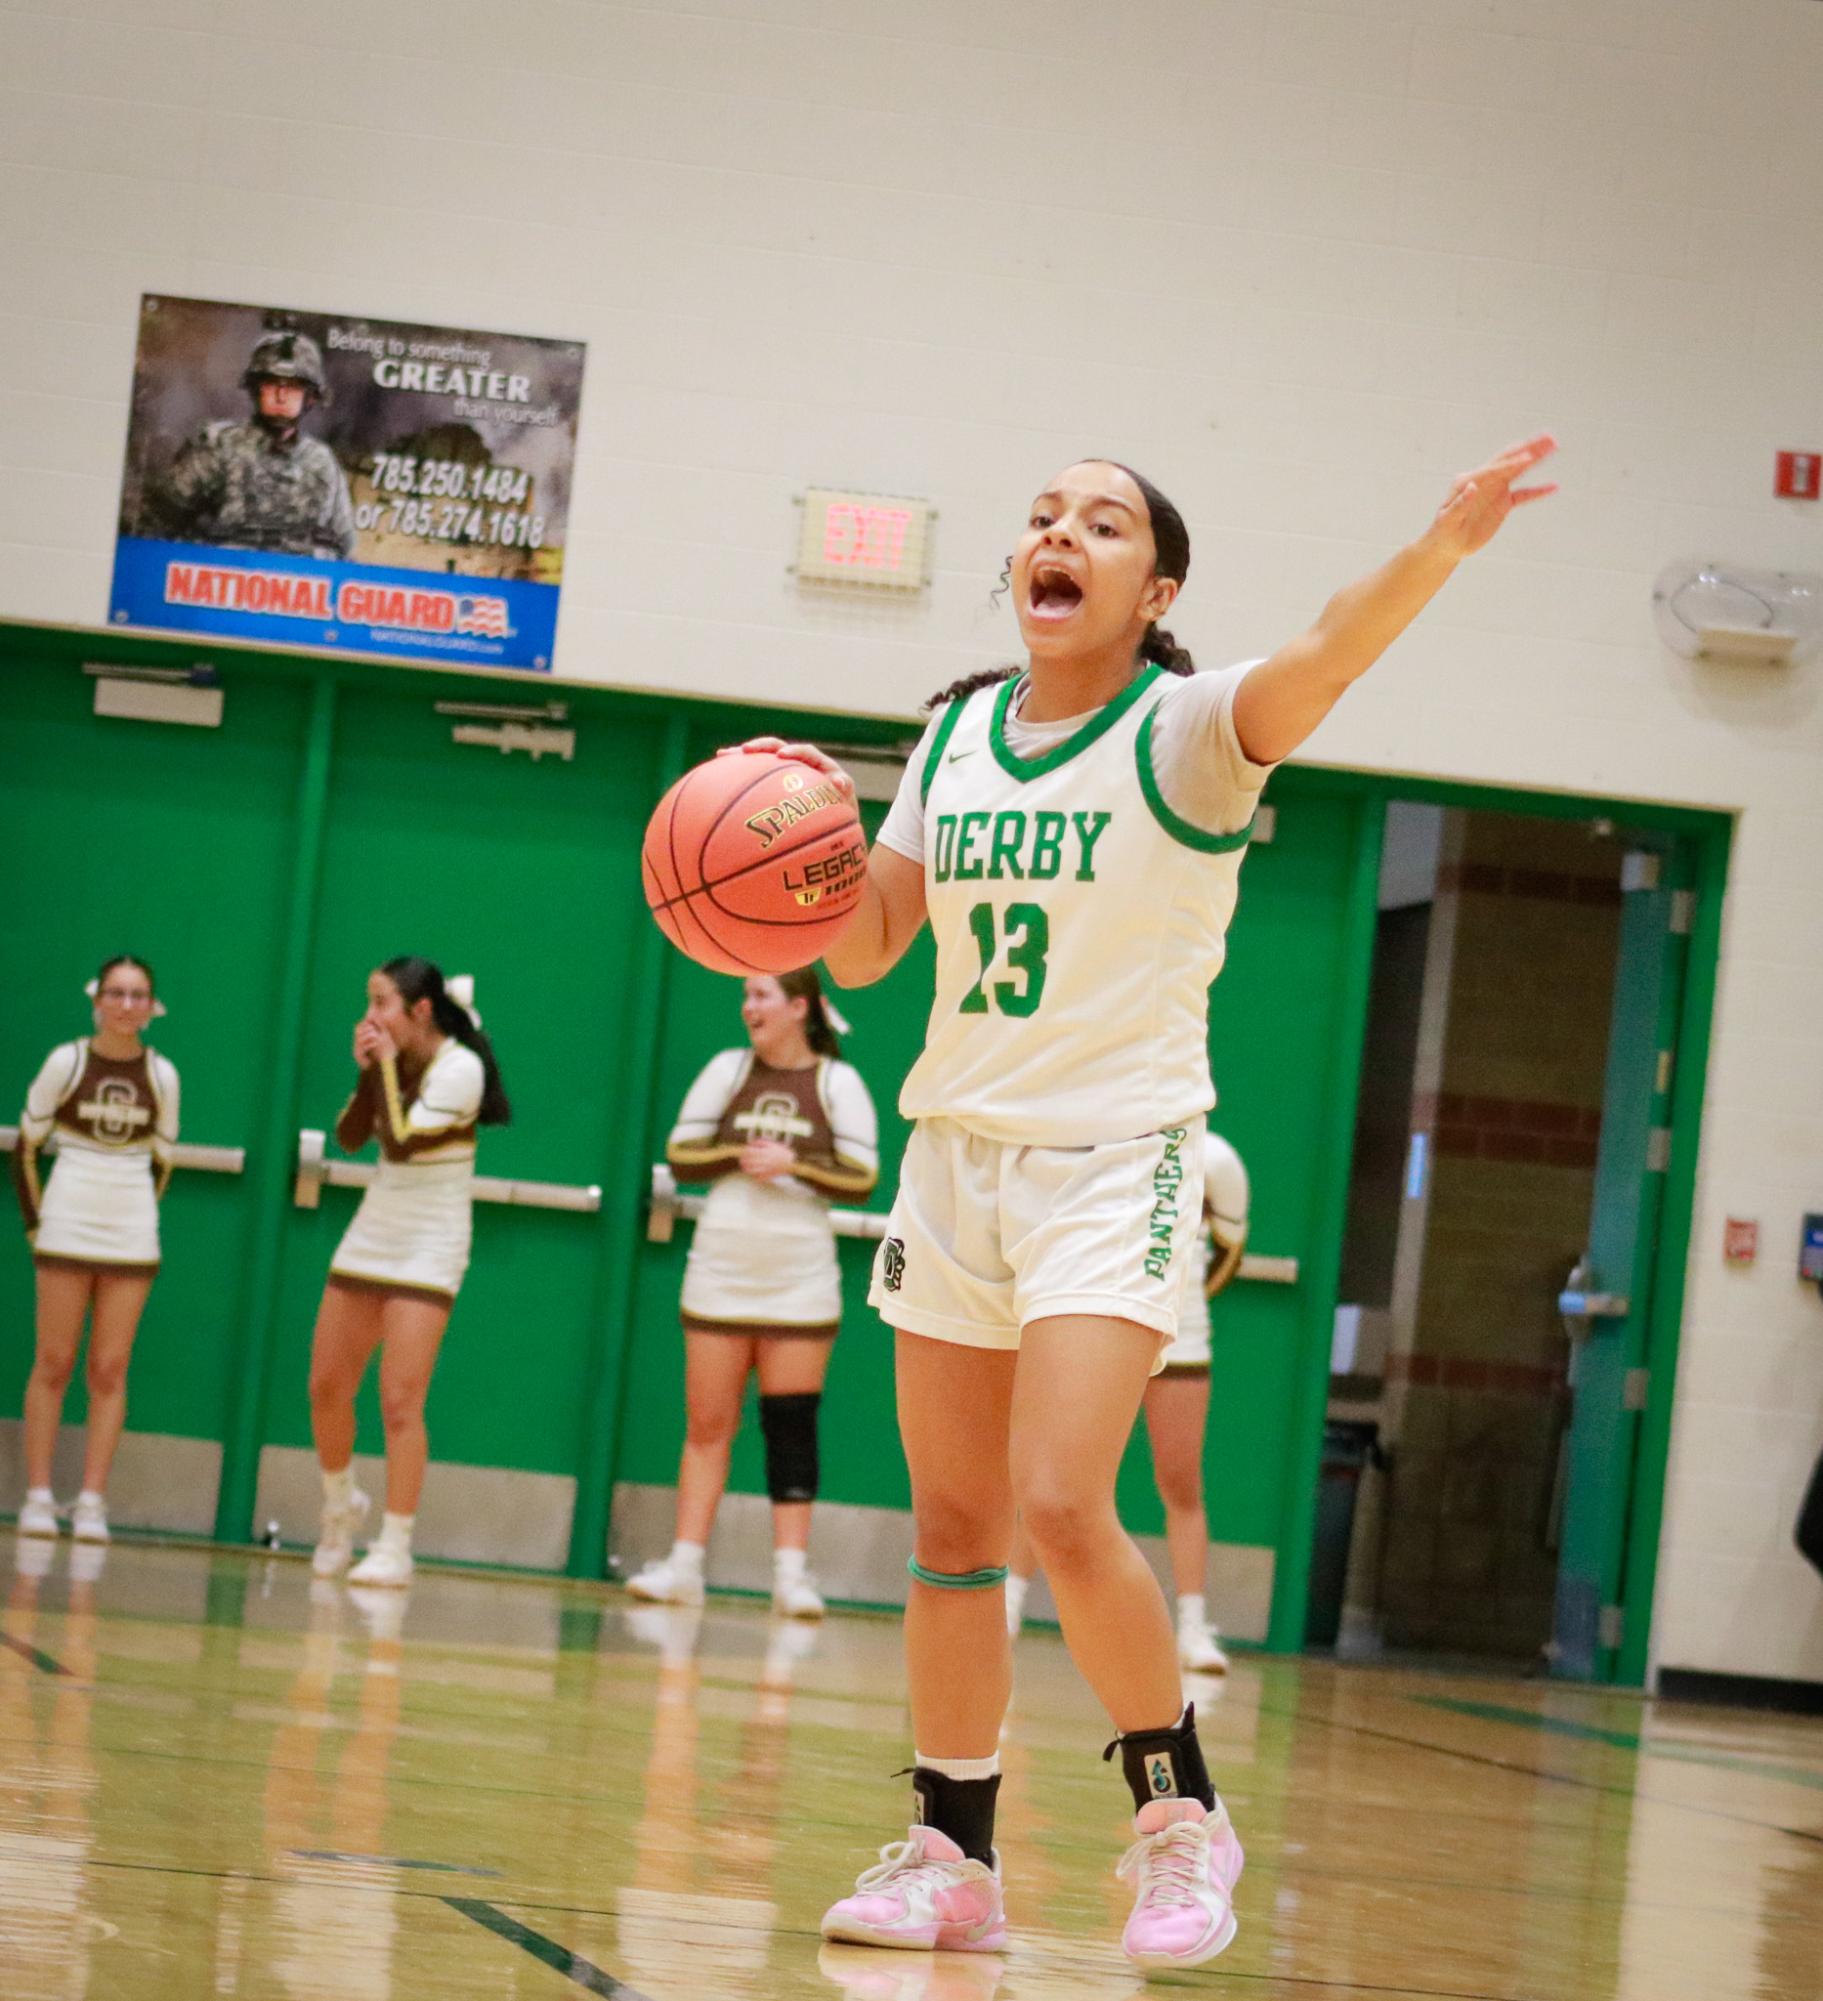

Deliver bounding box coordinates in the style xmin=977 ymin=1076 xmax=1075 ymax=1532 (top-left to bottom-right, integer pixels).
xmin=1028 ymin=563 xmax=1084 ymax=620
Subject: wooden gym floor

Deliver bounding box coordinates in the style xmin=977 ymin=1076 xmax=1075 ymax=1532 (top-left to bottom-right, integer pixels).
xmin=2 ymin=1534 xmax=1820 ymax=1998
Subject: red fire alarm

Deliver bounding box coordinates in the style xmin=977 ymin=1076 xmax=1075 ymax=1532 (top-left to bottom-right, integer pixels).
xmin=1723 ymin=1217 xmax=1759 ymax=1265
xmin=1776 ymin=452 xmax=1821 ymax=500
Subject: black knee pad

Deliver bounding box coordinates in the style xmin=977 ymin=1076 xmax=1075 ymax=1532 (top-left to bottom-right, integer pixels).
xmin=759 ymin=1392 xmax=821 ymax=1504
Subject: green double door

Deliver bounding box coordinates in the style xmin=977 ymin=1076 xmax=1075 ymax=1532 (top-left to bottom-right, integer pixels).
xmin=250 ymin=681 xmax=663 ymax=1565
xmin=0 ymin=642 xmax=667 ymax=1560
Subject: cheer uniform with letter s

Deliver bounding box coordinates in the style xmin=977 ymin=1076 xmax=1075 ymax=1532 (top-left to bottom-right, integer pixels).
xmin=12 ymin=1040 xmax=180 ymax=1276
xmin=667 ymin=1049 xmax=878 ymax=1335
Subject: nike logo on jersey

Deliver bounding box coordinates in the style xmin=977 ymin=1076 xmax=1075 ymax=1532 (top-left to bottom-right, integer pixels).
xmin=946 ymin=748 xmax=977 ymax=764
xmin=931 ymin=808 xmax=1112 ymax=884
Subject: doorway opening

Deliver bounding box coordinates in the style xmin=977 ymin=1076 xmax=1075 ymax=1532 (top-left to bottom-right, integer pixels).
xmin=1319 ymin=800 xmax=1656 ymax=1671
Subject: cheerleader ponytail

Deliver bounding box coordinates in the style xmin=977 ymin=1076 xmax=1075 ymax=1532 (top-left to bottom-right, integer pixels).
xmin=382 ymin=955 xmax=513 ymax=1126
xmin=777 ymin=966 xmax=843 ymax=1059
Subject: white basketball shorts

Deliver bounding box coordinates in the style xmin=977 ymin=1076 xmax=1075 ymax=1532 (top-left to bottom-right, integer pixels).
xmin=867 ymin=1115 xmax=1206 ymax=1363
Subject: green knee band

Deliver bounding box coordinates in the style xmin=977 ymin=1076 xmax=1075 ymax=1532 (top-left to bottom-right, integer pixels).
xmin=906 ymin=1557 xmax=1009 ymax=1591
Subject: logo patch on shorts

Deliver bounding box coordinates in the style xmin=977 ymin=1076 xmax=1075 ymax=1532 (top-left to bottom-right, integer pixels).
xmin=1147 ymin=1751 xmax=1177 ymax=1798
xmin=882 ymin=1237 xmax=906 ymax=1293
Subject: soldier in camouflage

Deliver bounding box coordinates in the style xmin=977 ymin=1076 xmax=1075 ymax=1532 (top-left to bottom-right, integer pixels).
xmin=157 ymin=330 xmax=356 ymax=559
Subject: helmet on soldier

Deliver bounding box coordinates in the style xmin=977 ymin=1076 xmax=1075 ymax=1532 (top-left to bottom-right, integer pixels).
xmin=241 ymin=330 xmax=327 ymax=402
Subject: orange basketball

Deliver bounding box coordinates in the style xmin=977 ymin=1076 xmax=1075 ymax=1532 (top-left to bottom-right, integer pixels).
xmin=642 ymin=751 xmax=868 ymax=975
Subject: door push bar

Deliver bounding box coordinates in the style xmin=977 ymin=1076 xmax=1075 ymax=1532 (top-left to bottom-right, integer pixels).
xmin=1557 ymin=1287 xmax=1631 ymax=1320
xmin=293 ymin=1129 xmax=601 ymax=1214
xmin=645 ymin=1164 xmax=1301 ymax=1284
xmin=0 ymin=1126 xmax=245 ymax=1175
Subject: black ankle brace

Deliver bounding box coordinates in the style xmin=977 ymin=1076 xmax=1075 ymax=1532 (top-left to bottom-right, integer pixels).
xmin=1104 ymin=1703 xmax=1215 ymax=1814
xmin=911 ymin=1767 xmax=1000 ymax=1865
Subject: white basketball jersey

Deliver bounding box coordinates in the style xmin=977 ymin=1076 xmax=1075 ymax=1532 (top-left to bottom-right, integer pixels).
xmin=898 ymin=665 xmax=1257 ymax=1146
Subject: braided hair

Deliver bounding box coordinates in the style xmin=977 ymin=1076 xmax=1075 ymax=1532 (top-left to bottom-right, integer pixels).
xmin=924 ymin=461 xmax=1195 ymax=711
xmin=381 ymin=955 xmax=512 ymax=1126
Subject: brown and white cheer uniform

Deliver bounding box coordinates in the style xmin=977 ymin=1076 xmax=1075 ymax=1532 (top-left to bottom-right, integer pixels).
xmin=327 ymin=1041 xmax=485 ymax=1304
xmin=667 ymin=1049 xmax=878 ymax=1336
xmin=12 ymin=1038 xmax=180 ymax=1276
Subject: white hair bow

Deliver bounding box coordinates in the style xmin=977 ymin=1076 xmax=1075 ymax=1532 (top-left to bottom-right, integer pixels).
xmin=446 ymin=973 xmax=482 ymax=1028
xmin=822 ymin=996 xmax=853 ymax=1037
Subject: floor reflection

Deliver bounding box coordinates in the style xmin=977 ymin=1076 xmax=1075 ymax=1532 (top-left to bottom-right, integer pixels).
xmin=0 ymin=1536 xmax=1819 ymax=2001
xmin=260 ymin=1576 xmax=409 ymax=2000
xmin=2 ymin=1535 xmax=102 ymax=2001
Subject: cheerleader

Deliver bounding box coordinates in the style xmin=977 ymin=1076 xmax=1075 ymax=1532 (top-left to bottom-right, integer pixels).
xmin=10 ymin=957 xmax=179 ymax=1543
xmin=306 ymin=957 xmax=510 ymax=1588
xmin=627 ymin=968 xmax=878 ymax=1619
xmin=1007 ymin=1130 xmax=1250 ymax=1674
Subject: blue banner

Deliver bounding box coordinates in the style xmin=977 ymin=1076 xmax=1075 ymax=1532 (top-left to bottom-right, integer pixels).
xmin=110 ymin=539 xmax=558 ymax=671
xmin=111 ymin=295 xmax=584 ymax=674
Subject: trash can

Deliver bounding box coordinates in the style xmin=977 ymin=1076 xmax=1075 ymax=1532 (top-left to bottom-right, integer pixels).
xmin=1305 ymin=1419 xmax=1379 ymax=1648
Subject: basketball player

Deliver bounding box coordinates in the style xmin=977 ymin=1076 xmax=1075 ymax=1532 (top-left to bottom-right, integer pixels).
xmin=628 ymin=968 xmax=878 ymax=1619
xmin=307 ymin=957 xmax=510 ymax=1587
xmin=1007 ymin=1127 xmax=1250 ymax=1675
xmin=732 ymin=436 xmax=1556 ymax=1970
xmin=11 ymin=957 xmax=179 ymax=1544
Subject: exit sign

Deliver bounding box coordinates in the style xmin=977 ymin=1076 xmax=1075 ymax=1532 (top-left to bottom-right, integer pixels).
xmin=1776 ymin=451 xmax=1821 ymax=500
xmin=795 ymin=487 xmax=933 ymax=592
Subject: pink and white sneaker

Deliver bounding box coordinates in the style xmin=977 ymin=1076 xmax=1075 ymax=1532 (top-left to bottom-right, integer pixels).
xmin=821 ymin=1825 xmax=1008 ymax=1953
xmin=1116 ymin=1795 xmax=1244 ymax=1970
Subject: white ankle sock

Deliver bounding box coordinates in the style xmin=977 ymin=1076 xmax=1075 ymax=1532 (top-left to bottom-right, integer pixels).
xmin=774 ymin=1547 xmax=808 ymax=1580
xmin=378 ymin=1511 xmax=414 ymax=1552
xmin=322 ymin=1466 xmax=355 ymax=1508
xmin=915 ymin=1750 xmax=1002 ymax=1781
xmin=669 ymin=1540 xmax=705 ymax=1572
xmin=26 ymin=1486 xmax=53 ymax=1505
xmin=76 ymin=1489 xmax=103 ymax=1509
xmin=1177 ymin=1593 xmax=1207 ymax=1628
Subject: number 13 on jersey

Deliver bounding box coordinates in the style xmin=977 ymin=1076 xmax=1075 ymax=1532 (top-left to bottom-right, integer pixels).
xmin=960 ymin=901 xmax=1050 ymax=1017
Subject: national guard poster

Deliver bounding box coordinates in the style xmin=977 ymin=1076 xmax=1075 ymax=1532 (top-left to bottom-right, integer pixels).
xmin=110 ymin=296 xmax=586 ymax=673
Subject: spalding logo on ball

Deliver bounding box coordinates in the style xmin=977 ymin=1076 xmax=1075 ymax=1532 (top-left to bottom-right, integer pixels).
xmin=642 ymin=752 xmax=868 ymax=974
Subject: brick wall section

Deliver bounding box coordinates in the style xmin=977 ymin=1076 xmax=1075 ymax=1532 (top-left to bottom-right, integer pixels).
xmin=1380 ymin=811 xmax=1615 ymax=1654
xmin=1 ymin=0 xmax=1821 ymax=1682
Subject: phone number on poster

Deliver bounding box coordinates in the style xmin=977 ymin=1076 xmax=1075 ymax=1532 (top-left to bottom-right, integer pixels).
xmin=369 ymin=455 xmax=533 ymax=504
xmin=358 ymin=499 xmax=548 ymax=547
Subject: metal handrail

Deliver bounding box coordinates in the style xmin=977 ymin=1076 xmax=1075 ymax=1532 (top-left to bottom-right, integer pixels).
xmin=645 ymin=1163 xmax=1298 ymax=1283
xmin=294 ymin=1128 xmax=600 ymax=1214
xmin=0 ymin=1125 xmax=245 ymax=1175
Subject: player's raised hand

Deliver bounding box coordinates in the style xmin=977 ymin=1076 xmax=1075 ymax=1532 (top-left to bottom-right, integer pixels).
xmin=1425 ymin=434 xmax=1558 ymax=560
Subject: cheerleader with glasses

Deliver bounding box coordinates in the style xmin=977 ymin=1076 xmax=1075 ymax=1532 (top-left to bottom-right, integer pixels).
xmin=307 ymin=957 xmax=510 ymax=1588
xmin=731 ymin=437 xmax=1555 ymax=1972
xmin=11 ymin=957 xmax=179 ymax=1544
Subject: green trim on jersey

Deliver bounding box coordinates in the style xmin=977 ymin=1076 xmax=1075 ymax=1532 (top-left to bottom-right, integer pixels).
xmin=987 ymin=662 xmax=1163 ymax=782
xmin=919 ymin=698 xmax=967 ymax=806
xmin=1136 ymin=705 xmax=1256 ymax=854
